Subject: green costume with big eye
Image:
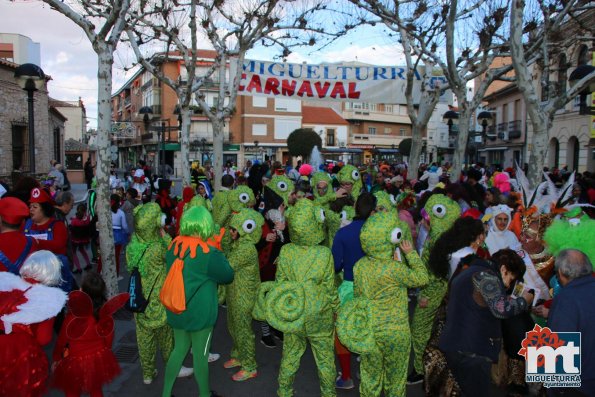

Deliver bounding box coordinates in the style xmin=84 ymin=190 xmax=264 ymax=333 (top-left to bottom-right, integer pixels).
xmin=265 ymin=199 xmax=339 ymax=397
xmin=126 ymin=203 xmax=174 ymax=381
xmin=225 ymin=208 xmax=264 ymax=373
xmin=220 ymin=186 xmax=255 ymax=254
xmin=336 ymin=164 xmax=363 ymax=200
xmin=337 ymin=211 xmax=428 ymax=397
xmin=267 ymin=175 xmax=294 ymax=207
xmin=212 ymin=189 xmax=232 ymax=227
xmin=411 ymin=194 xmax=460 ymax=375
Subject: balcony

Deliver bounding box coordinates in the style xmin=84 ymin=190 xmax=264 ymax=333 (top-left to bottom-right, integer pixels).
xmin=485 ymin=125 xmax=497 ymax=141
xmin=508 ymin=120 xmax=522 ymax=140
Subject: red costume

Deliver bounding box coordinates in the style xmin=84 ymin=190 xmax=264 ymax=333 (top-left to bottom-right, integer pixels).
xmin=0 ymin=197 xmax=38 ymax=273
xmin=52 ymin=290 xmax=129 ymax=396
xmin=0 ymin=272 xmax=67 ymax=397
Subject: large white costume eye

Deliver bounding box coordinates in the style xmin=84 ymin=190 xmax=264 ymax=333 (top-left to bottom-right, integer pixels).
xmin=391 ymin=228 xmax=403 ymax=243
xmin=239 ymin=192 xmax=250 ymax=203
xmin=319 ymin=209 xmax=326 ymax=222
xmin=242 ymin=219 xmax=257 ymax=233
xmin=432 ymin=204 xmax=447 ymax=218
xmin=340 ymin=210 xmax=347 ymax=220
xmin=351 ymin=170 xmax=359 ymax=180
xmin=277 ymin=181 xmax=288 ymax=191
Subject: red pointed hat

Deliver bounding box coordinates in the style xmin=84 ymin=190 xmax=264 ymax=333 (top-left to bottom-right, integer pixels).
xmin=29 ymin=187 xmax=54 ymax=205
xmin=0 ymin=197 xmax=30 ymax=224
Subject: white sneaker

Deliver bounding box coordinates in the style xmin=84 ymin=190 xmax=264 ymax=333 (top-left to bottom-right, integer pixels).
xmin=208 ymin=353 xmax=220 ymax=363
xmin=177 ymin=366 xmax=193 ymax=378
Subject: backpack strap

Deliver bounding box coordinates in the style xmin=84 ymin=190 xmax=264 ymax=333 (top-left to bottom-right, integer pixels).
xmin=0 ymin=250 xmax=17 ymax=273
xmin=0 ymin=237 xmax=34 ymax=274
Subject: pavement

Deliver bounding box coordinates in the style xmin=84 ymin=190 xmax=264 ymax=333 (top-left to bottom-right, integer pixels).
xmin=43 ymin=184 xmax=503 ymax=397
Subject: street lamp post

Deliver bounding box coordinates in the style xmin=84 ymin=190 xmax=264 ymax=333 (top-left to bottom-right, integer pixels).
xmin=568 ymin=64 xmax=595 ymax=115
xmin=14 ymin=63 xmax=46 ymax=174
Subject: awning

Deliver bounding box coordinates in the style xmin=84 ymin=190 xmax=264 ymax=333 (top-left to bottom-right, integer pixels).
xmin=478 ymin=146 xmax=508 ymax=152
xmin=375 ymin=148 xmax=399 ymax=154
xmin=322 ymin=148 xmax=363 ymax=154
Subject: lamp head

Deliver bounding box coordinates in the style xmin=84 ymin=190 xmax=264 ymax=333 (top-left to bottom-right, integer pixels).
xmin=14 ymin=63 xmax=46 ymax=91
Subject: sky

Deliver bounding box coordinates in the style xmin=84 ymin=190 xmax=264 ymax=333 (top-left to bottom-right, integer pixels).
xmin=1 ymin=0 xmax=408 ymax=129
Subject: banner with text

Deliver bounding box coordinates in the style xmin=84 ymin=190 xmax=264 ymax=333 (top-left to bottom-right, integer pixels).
xmin=236 ymin=59 xmax=446 ymax=104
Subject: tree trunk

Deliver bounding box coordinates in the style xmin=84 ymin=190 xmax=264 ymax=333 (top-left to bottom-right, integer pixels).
xmin=96 ymin=50 xmax=118 ymax=297
xmin=449 ymin=110 xmax=471 ymax=183
xmin=527 ymin=115 xmax=551 ymax=186
xmin=409 ymin=124 xmax=423 ymax=179
xmin=211 ymin=118 xmax=224 ymax=191
xmin=179 ymin=108 xmax=191 ymax=185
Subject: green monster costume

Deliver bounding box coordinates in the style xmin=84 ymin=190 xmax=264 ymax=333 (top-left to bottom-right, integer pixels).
xmin=410 ymin=194 xmax=460 ymax=375
xmin=263 ymin=198 xmax=339 ymax=397
xmin=126 ymin=203 xmax=174 ymax=382
xmin=336 ymin=211 xmax=428 ymax=397
xmin=267 ymin=175 xmax=294 ymax=206
xmin=220 ymin=186 xmax=256 ymax=254
xmin=311 ymin=171 xmax=336 ymax=208
xmin=224 ymin=208 xmax=265 ymax=381
xmin=186 ymin=195 xmax=212 ymax=213
xmin=212 ymin=189 xmax=231 ymax=226
xmin=336 ymin=164 xmax=363 ymax=200
xmin=374 ymin=191 xmax=397 ymax=213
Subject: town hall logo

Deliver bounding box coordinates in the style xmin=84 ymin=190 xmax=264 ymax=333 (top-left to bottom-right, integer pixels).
xmin=518 ymin=324 xmax=581 ymax=388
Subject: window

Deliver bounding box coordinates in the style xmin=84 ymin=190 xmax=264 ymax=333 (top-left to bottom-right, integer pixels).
xmin=253 ymin=96 xmax=267 ymax=108
xmin=368 ymin=127 xmax=376 ymax=135
xmin=66 ymin=153 xmax=83 ymax=170
xmin=369 ymin=103 xmax=376 ymax=112
xmin=385 ymin=104 xmax=393 ymax=113
xmin=274 ymin=98 xmax=300 ymax=112
xmin=577 ymin=45 xmax=589 ymax=66
xmin=252 ymin=124 xmax=267 ymax=136
xmin=384 ymin=127 xmax=392 ymax=135
xmin=400 ymin=128 xmax=406 ymax=136
xmin=274 ymin=118 xmax=301 ymax=139
xmin=558 ymin=54 xmax=568 ymax=95
xmin=326 ymin=129 xmax=335 ymax=146
xmin=12 ymin=124 xmax=28 ymax=172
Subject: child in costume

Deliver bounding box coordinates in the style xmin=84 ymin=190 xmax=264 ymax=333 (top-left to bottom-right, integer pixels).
xmin=336 ymin=164 xmax=363 ymax=201
xmin=126 ymin=203 xmax=193 ymax=384
xmin=161 ymin=206 xmax=234 ymax=397
xmin=52 ymin=271 xmax=128 ymax=397
xmin=409 ymin=194 xmax=460 ymax=383
xmin=0 ymin=251 xmax=67 ymax=397
xmin=336 ymin=211 xmax=428 ymax=397
xmin=223 ymin=208 xmax=265 ymax=381
xmin=262 ymin=198 xmax=339 ymax=397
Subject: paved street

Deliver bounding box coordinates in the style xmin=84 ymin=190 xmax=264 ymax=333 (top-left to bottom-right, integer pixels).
xmin=48 ymin=184 xmax=504 ymax=397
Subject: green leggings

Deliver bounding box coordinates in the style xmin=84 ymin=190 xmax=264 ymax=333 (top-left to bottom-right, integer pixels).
xmin=162 ymin=327 xmax=213 ymax=397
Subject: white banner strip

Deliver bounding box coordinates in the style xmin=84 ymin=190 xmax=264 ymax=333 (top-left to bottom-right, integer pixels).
xmin=236 ymin=59 xmax=446 ymax=104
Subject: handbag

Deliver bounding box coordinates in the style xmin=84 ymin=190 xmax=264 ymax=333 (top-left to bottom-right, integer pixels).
xmin=125 ymin=247 xmax=156 ymax=313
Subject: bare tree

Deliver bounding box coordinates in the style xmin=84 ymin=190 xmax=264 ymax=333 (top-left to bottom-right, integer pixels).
xmin=34 ymin=0 xmax=135 ymax=296
xmin=510 ymin=0 xmax=595 ymax=185
xmin=125 ymin=0 xmax=336 ymax=190
xmin=347 ymin=0 xmax=446 ymax=178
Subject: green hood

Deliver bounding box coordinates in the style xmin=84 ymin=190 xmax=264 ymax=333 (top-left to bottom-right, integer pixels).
xmin=228 ymin=185 xmax=256 ymax=212
xmin=360 ymin=211 xmax=412 ymax=259
xmin=311 ymin=172 xmax=333 ymax=200
xmin=268 ymin=175 xmax=294 ymax=206
xmin=133 ymin=202 xmax=163 ymax=242
xmin=424 ymin=194 xmax=461 ymax=240
xmin=229 ymin=208 xmax=265 ymax=245
xmin=287 ymin=198 xmax=325 ymax=246
xmin=374 ymin=191 xmax=397 ymax=214
xmin=185 ymin=195 xmax=211 ymax=212
xmin=336 ymin=164 xmax=363 ymax=200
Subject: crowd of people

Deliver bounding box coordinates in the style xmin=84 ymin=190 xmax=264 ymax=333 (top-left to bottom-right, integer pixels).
xmin=0 ymin=157 xmax=594 ymax=397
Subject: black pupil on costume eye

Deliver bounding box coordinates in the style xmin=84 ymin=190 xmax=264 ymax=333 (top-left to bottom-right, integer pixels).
xmin=397 ymin=232 xmax=402 ymax=239
xmin=240 ymin=194 xmax=248 ymax=202
xmin=438 ymin=207 xmax=442 ymax=213
xmin=247 ymin=223 xmax=253 ymax=229
xmin=279 ymin=183 xmax=286 ymax=190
